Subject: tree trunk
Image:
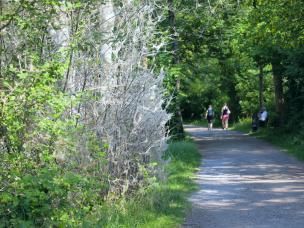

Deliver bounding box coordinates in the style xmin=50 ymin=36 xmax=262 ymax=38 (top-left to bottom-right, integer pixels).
xmin=0 ymin=0 xmax=3 ymax=78
xmin=258 ymin=64 xmax=264 ymax=109
xmin=271 ymin=60 xmax=285 ymax=126
xmin=168 ymin=0 xmax=184 ymax=137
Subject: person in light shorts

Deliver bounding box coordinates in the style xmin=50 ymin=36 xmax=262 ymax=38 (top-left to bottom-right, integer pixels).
xmin=221 ymin=103 xmax=230 ymax=130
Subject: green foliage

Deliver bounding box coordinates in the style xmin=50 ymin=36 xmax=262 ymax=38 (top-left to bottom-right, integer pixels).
xmin=232 ymin=118 xmax=252 ymax=133
xmin=236 ymin=0 xmax=304 ymax=126
xmin=0 ymin=140 xmax=198 ymax=227
xmin=1 ymin=62 xmax=67 ymax=152
xmin=90 ymin=141 xmax=201 ymax=228
xmin=284 ymin=49 xmax=304 ymax=130
xmin=159 ymin=1 xmax=244 ymax=121
xmin=233 ymin=118 xmax=304 ymax=161
xmin=0 ymin=62 xmax=108 ymax=226
xmin=234 ymin=64 xmax=274 ymax=116
xmin=184 ymin=118 xmax=222 ymax=129
xmin=0 ymin=154 xmax=107 ymax=227
xmin=2 ymin=0 xmax=304 ymax=226
xmin=159 ymin=0 xmax=304 ymax=131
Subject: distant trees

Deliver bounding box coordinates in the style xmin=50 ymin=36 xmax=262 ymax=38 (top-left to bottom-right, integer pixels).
xmin=160 ymin=0 xmax=304 ymax=129
xmin=238 ymin=0 xmax=304 ymax=126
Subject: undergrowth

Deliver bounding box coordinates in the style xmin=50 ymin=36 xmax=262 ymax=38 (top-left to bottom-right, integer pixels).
xmin=99 ymin=140 xmax=201 ymax=227
xmin=233 ymin=118 xmax=304 ymax=161
xmin=0 ymin=140 xmax=201 ymax=227
xmin=184 ymin=118 xmax=222 ymax=128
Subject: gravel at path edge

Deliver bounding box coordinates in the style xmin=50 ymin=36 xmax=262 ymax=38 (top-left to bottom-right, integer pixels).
xmin=183 ymin=125 xmax=304 ymax=228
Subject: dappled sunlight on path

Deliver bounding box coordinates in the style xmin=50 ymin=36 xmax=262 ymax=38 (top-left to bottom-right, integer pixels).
xmin=183 ymin=125 xmax=304 ymax=228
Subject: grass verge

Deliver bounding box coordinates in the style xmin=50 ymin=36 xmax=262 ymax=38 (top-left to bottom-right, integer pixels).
xmin=184 ymin=118 xmax=222 ymax=128
xmin=98 ymin=140 xmax=201 ymax=227
xmin=232 ymin=118 xmax=304 ymax=161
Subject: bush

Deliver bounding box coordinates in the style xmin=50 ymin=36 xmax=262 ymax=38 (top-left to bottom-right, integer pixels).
xmin=0 ymin=152 xmax=108 ymax=227
xmin=93 ymin=141 xmax=201 ymax=228
xmin=0 ymin=139 xmax=201 ymax=227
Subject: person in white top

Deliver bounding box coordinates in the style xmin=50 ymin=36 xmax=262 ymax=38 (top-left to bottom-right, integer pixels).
xmin=258 ymin=107 xmax=268 ymax=127
xmin=221 ymin=103 xmax=231 ymax=130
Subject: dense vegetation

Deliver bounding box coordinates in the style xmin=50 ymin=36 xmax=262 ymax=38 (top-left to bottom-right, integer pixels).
xmin=233 ymin=119 xmax=304 ymax=161
xmin=0 ymin=138 xmax=200 ymax=227
xmin=1 ymin=0 xmax=303 ymax=226
xmin=0 ymin=0 xmax=184 ymax=226
xmin=163 ymin=0 xmax=304 ymax=130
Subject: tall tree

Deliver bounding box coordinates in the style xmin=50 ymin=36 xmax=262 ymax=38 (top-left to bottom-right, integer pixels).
xmin=167 ymin=0 xmax=184 ymax=138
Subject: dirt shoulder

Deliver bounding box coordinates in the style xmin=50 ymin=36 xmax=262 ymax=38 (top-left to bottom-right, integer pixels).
xmin=183 ymin=125 xmax=304 ymax=228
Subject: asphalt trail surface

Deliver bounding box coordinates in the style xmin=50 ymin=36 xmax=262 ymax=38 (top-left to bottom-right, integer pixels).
xmin=183 ymin=125 xmax=304 ymax=228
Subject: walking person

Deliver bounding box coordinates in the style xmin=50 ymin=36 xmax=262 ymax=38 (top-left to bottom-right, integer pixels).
xmin=205 ymin=105 xmax=214 ymax=131
xmin=221 ymin=103 xmax=230 ymax=130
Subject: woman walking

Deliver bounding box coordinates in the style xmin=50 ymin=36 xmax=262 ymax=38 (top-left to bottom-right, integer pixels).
xmin=221 ymin=103 xmax=230 ymax=130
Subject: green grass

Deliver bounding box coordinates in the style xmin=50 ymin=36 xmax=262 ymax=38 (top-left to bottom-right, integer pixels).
xmin=184 ymin=119 xmax=207 ymax=126
xmin=232 ymin=118 xmax=304 ymax=161
xmin=232 ymin=118 xmax=252 ymax=133
xmin=97 ymin=140 xmax=201 ymax=228
xmin=184 ymin=118 xmax=222 ymax=128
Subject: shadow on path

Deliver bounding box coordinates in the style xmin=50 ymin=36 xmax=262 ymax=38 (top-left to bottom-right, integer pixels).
xmin=183 ymin=125 xmax=304 ymax=228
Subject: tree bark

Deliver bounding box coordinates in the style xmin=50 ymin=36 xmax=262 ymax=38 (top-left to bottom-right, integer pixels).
xmin=271 ymin=59 xmax=285 ymax=126
xmin=0 ymin=0 xmax=4 ymax=78
xmin=258 ymin=64 xmax=264 ymax=109
xmin=63 ymin=9 xmax=81 ymax=92
xmin=168 ymin=0 xmax=184 ymax=137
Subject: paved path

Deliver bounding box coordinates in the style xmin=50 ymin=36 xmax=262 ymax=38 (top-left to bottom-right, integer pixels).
xmin=183 ymin=126 xmax=304 ymax=228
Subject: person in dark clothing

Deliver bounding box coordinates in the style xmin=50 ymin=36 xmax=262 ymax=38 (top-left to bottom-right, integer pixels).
xmin=252 ymin=112 xmax=259 ymax=132
xmin=205 ymin=105 xmax=214 ymax=130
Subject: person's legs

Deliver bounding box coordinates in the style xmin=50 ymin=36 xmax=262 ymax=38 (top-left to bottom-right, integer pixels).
xmin=223 ymin=115 xmax=229 ymax=129
xmin=208 ymin=116 xmax=213 ymax=130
